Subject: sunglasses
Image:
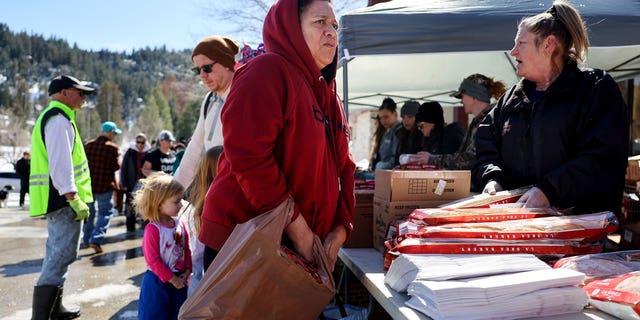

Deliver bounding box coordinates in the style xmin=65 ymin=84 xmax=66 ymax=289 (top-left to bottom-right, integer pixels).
xmin=191 ymin=62 xmax=217 ymax=75
xmin=68 ymin=88 xmax=87 ymax=96
xmin=136 ymin=141 xmax=146 ymax=145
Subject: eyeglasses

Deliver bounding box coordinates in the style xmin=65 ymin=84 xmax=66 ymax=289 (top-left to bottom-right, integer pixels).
xmin=191 ymin=62 xmax=217 ymax=75
xmin=136 ymin=141 xmax=145 ymax=145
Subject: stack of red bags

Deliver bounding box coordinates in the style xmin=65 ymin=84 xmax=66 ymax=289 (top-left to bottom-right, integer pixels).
xmin=382 ymin=188 xmax=619 ymax=269
xmin=554 ymin=250 xmax=640 ymax=319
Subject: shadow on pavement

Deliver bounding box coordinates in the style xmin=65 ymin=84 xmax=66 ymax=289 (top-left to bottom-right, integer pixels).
xmin=90 ymin=246 xmax=143 ymax=267
xmin=0 ymin=257 xmax=43 ymax=277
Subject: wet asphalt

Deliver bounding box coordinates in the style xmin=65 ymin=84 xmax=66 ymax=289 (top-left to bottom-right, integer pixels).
xmin=0 ymin=193 xmax=144 ymax=319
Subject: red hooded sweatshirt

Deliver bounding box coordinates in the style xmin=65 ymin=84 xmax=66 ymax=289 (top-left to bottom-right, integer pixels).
xmin=199 ymin=0 xmax=356 ymax=252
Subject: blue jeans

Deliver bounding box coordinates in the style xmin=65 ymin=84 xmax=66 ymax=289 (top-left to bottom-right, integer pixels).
xmin=139 ymin=270 xmax=187 ymax=320
xmin=37 ymin=207 xmax=81 ymax=286
xmin=83 ymin=191 xmax=114 ymax=245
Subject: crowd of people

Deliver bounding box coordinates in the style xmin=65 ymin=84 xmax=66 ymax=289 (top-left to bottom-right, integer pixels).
xmin=371 ymin=74 xmax=508 ymax=192
xmin=25 ymin=0 xmax=630 ymax=319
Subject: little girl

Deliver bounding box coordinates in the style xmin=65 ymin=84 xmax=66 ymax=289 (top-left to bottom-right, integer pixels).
xmin=182 ymin=146 xmax=223 ymax=295
xmin=133 ymin=172 xmax=191 ymax=320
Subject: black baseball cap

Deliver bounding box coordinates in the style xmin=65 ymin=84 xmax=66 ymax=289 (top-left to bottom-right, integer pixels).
xmin=48 ymin=75 xmax=95 ymax=96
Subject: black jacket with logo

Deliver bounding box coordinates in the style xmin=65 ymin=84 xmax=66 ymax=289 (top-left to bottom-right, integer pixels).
xmin=473 ymin=63 xmax=628 ymax=214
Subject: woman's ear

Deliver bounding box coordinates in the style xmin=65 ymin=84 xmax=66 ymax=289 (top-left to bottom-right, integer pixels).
xmin=544 ymin=35 xmax=557 ymax=53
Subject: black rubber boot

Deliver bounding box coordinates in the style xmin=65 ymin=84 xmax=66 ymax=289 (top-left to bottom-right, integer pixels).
xmin=50 ymin=286 xmax=80 ymax=320
xmin=31 ymin=285 xmax=57 ymax=320
xmin=125 ymin=205 xmax=137 ymax=232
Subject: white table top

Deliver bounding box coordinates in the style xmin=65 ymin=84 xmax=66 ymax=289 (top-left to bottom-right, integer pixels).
xmin=338 ymin=248 xmax=616 ymax=320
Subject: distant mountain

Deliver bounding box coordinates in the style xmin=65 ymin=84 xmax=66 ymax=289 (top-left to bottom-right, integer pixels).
xmin=0 ymin=22 xmax=205 ymax=146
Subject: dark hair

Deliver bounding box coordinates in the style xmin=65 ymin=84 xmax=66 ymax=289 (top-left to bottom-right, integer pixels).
xmin=299 ymin=0 xmax=332 ymax=17
xmin=369 ymin=115 xmax=385 ymax=169
xmin=416 ymin=102 xmax=445 ymax=128
xmin=519 ymin=0 xmax=588 ymax=65
xmin=379 ymin=97 xmax=397 ymax=113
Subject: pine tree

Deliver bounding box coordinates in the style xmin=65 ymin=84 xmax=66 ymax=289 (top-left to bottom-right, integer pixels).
xmin=96 ymin=80 xmax=123 ymax=127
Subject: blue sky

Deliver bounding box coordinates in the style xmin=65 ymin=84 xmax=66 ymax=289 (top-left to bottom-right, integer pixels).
xmin=2 ymin=0 xmax=367 ymax=53
xmin=1 ymin=0 xmax=256 ymax=52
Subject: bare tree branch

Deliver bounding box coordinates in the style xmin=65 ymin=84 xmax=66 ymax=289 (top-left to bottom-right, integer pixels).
xmin=195 ymin=0 xmax=366 ymax=45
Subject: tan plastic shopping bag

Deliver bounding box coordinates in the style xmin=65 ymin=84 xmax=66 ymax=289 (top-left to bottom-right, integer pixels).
xmin=179 ymin=198 xmax=336 ymax=319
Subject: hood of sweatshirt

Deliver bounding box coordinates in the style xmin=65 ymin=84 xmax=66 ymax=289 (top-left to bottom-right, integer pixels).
xmin=262 ymin=0 xmax=339 ymax=88
xmin=127 ymin=141 xmax=151 ymax=152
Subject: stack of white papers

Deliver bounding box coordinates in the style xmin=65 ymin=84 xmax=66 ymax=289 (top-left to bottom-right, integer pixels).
xmin=407 ymin=286 xmax=588 ymax=320
xmin=405 ymin=268 xmax=588 ymax=320
xmin=385 ymin=254 xmax=550 ymax=292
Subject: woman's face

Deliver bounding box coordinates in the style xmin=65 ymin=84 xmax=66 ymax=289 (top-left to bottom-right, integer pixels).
xmin=510 ymin=28 xmax=547 ymax=83
xmin=460 ymin=93 xmax=475 ymax=115
xmin=401 ymin=115 xmax=416 ymax=131
xmin=301 ymin=0 xmax=338 ymax=70
xmin=378 ymin=109 xmax=397 ymax=129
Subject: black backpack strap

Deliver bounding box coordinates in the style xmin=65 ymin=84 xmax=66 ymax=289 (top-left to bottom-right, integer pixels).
xmin=40 ymin=107 xmax=72 ymax=150
xmin=203 ymin=91 xmax=214 ymax=119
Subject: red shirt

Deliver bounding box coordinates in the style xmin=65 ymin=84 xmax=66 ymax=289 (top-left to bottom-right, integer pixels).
xmin=199 ymin=0 xmax=355 ymax=251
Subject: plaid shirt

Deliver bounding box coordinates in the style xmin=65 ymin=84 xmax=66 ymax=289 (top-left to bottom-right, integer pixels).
xmin=84 ymin=135 xmax=120 ymax=194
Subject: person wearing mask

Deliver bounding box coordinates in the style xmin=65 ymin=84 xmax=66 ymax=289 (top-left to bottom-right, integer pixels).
xmin=173 ymin=36 xmax=240 ymax=188
xmin=473 ymin=0 xmax=628 ymax=214
xmin=30 ymin=75 xmax=94 ymax=319
xmin=416 ymin=101 xmax=465 ymax=155
xmin=120 ymin=133 xmax=151 ymax=232
xmin=200 ymin=0 xmax=355 ymax=273
xmin=372 ymin=97 xmax=402 ymax=170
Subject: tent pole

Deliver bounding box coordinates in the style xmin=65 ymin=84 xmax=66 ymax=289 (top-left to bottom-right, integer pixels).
xmin=629 ymin=78 xmax=635 ymax=156
xmin=342 ymin=55 xmax=349 ymax=122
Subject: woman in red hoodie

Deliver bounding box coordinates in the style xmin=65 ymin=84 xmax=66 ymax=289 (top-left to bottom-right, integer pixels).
xmin=199 ymin=0 xmax=355 ymax=272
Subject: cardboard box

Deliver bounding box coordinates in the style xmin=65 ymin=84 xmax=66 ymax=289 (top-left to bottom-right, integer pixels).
xmin=374 ymin=170 xmax=471 ymax=202
xmin=619 ymin=222 xmax=640 ymax=250
xmin=372 ymin=196 xmax=449 ymax=253
xmin=343 ymin=190 xmax=374 ymax=248
xmin=627 ymin=155 xmax=640 ymax=183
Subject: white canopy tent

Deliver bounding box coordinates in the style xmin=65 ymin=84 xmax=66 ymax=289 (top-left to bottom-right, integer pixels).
xmin=337 ymin=0 xmax=640 ymax=112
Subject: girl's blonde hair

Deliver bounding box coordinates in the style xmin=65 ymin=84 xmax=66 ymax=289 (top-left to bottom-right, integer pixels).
xmin=188 ymin=146 xmax=223 ymax=232
xmin=133 ymin=172 xmax=185 ymax=222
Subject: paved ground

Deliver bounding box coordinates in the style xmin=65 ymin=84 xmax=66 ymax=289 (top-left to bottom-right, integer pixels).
xmin=0 ymin=193 xmax=145 ymax=319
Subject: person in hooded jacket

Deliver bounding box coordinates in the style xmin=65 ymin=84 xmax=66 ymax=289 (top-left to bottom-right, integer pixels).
xmin=120 ymin=133 xmax=151 ymax=231
xmin=199 ymin=0 xmax=355 ymax=272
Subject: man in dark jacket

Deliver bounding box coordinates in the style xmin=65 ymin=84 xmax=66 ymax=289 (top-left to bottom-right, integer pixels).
xmin=120 ymin=133 xmax=149 ymax=231
xmin=15 ymin=151 xmax=30 ymax=208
